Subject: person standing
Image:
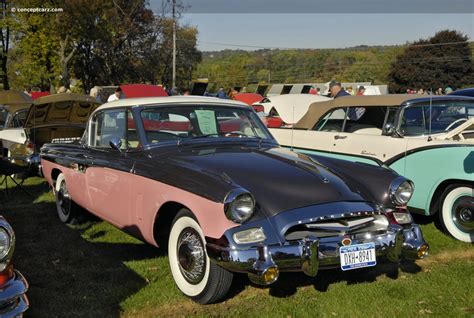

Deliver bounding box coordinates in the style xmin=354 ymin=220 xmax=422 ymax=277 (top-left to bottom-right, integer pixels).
xmin=216 ymin=87 xmax=227 ymax=99
xmin=328 ymin=80 xmax=350 ymax=99
xmin=356 ymin=86 xmax=365 ymax=96
xmin=107 ymin=87 xmax=123 ymax=102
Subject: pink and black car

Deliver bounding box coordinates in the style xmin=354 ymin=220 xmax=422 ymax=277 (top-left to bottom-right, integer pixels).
xmin=40 ymin=96 xmax=428 ymax=304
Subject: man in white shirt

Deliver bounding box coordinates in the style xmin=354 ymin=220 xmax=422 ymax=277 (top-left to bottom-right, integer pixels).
xmin=107 ymin=87 xmax=123 ymax=102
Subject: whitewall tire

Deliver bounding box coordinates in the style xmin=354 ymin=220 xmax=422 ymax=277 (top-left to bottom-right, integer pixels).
xmin=55 ymin=173 xmax=79 ymax=224
xmin=439 ymin=185 xmax=473 ymax=243
xmin=168 ymin=209 xmax=233 ymax=304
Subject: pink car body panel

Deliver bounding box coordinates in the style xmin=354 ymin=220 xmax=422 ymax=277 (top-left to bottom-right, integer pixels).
xmin=42 ymin=159 xmax=238 ymax=246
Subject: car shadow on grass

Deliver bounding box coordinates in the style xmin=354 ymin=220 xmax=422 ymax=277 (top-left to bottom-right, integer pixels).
xmin=1 ymin=183 xmax=162 ymax=318
xmin=262 ymin=260 xmax=422 ymax=298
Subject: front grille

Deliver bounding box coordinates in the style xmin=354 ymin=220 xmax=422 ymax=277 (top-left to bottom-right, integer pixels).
xmin=51 ymin=137 xmax=81 ymax=144
xmin=284 ymin=213 xmax=389 ymax=240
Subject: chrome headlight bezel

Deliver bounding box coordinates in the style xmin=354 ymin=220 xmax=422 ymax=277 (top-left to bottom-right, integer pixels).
xmin=0 ymin=227 xmax=11 ymax=260
xmin=224 ymin=188 xmax=256 ymax=223
xmin=389 ymin=177 xmax=415 ymax=206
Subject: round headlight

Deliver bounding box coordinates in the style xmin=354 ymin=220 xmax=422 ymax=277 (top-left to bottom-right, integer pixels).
xmin=390 ymin=178 xmax=414 ymax=206
xmin=224 ymin=189 xmax=255 ymax=223
xmin=0 ymin=227 xmax=11 ymax=260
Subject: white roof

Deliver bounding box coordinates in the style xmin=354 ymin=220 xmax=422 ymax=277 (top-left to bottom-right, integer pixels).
xmin=96 ymin=96 xmax=248 ymax=111
xmin=255 ymin=94 xmax=331 ymax=123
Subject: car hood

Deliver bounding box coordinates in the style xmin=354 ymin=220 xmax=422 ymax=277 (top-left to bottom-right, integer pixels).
xmin=139 ymin=143 xmax=398 ymax=218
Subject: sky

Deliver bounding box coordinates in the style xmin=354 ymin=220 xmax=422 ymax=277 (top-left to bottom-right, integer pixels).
xmin=149 ymin=1 xmax=474 ymax=51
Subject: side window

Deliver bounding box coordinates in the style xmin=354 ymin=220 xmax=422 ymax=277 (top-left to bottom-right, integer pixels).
xmin=385 ymin=107 xmax=398 ymax=126
xmin=89 ymin=109 xmax=138 ymax=150
xmin=400 ymin=106 xmax=426 ymax=136
xmin=344 ymin=106 xmax=386 ymax=135
xmin=8 ymin=110 xmax=28 ymax=128
xmin=313 ymin=108 xmax=347 ymax=132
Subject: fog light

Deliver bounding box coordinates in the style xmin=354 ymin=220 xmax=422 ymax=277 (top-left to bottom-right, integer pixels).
xmin=262 ymin=266 xmax=279 ymax=284
xmin=417 ymin=244 xmax=429 ymax=259
xmin=392 ymin=212 xmax=413 ymax=225
xmin=233 ymin=227 xmax=266 ymax=244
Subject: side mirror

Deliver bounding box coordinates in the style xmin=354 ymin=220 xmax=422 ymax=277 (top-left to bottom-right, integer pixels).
xmin=382 ymin=123 xmax=395 ymax=136
xmin=109 ymin=137 xmax=122 ymax=152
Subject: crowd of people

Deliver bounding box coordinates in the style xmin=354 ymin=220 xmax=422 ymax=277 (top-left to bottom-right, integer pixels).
xmin=405 ymin=87 xmax=453 ymax=95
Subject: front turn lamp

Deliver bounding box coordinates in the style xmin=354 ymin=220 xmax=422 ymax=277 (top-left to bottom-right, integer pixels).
xmin=233 ymin=227 xmax=266 ymax=244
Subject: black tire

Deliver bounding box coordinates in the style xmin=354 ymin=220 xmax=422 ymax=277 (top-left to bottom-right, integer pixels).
xmin=55 ymin=173 xmax=81 ymax=224
xmin=438 ymin=184 xmax=473 ymax=243
xmin=168 ymin=209 xmax=233 ymax=304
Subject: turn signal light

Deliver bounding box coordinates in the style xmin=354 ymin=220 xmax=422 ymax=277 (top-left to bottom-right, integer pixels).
xmin=417 ymin=244 xmax=429 ymax=259
xmin=262 ymin=266 xmax=279 ymax=284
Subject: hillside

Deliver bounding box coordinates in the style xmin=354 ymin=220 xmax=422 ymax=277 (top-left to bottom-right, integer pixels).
xmin=195 ymin=42 xmax=474 ymax=92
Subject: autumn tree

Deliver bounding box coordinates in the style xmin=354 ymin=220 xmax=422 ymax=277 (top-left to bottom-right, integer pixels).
xmin=388 ymin=30 xmax=474 ymax=92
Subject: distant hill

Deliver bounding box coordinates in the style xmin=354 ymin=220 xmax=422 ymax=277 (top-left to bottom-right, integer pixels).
xmin=195 ymin=43 xmax=474 ymax=92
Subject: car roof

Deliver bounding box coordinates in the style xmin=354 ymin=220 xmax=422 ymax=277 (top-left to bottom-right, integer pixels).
xmin=294 ymin=94 xmax=474 ymax=129
xmin=0 ymin=90 xmax=33 ymax=106
xmin=34 ymin=93 xmax=99 ymax=105
xmin=96 ymin=96 xmax=249 ymax=111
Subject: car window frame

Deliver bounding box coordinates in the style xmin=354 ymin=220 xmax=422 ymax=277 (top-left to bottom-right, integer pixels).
xmin=7 ymin=109 xmax=29 ymax=128
xmin=312 ymin=107 xmax=348 ymax=132
xmin=86 ymin=107 xmax=140 ymax=151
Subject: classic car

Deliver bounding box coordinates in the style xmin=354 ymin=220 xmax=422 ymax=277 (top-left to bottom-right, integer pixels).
xmin=270 ymin=94 xmax=474 ymax=242
xmin=450 ymin=88 xmax=474 ymax=98
xmin=9 ymin=93 xmax=100 ymax=174
xmin=41 ymin=96 xmax=428 ymax=304
xmin=0 ymin=215 xmax=29 ymax=316
xmin=0 ymin=91 xmax=33 ymax=157
xmin=252 ymin=94 xmax=330 ymax=127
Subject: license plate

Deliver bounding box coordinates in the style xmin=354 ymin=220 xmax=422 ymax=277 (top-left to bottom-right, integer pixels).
xmin=339 ymin=242 xmax=376 ymax=271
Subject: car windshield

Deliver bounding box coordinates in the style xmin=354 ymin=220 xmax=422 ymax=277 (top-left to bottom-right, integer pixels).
xmin=399 ymin=100 xmax=474 ymax=136
xmin=140 ymin=105 xmax=273 ymax=144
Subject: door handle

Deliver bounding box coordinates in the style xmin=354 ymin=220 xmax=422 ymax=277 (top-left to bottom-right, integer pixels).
xmin=334 ymin=135 xmax=347 ymax=140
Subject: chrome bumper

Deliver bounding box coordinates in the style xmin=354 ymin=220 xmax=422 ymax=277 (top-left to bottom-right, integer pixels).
xmin=0 ymin=270 xmax=29 ymax=317
xmin=207 ymin=224 xmax=428 ymax=285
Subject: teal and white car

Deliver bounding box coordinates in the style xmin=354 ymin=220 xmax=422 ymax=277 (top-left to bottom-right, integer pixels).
xmin=271 ymin=95 xmax=474 ymax=242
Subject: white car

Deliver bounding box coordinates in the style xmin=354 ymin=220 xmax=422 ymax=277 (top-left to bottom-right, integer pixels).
xmin=271 ymin=94 xmax=474 ymax=242
xmin=252 ymin=94 xmax=330 ymax=127
xmin=0 ymin=91 xmax=32 ymax=157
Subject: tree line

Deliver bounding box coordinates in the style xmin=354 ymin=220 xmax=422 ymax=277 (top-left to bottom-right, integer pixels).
xmin=196 ymin=30 xmax=474 ymax=93
xmin=0 ymin=0 xmax=201 ymax=93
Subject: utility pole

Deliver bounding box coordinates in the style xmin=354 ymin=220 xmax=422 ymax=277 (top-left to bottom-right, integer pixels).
xmin=172 ymin=0 xmax=176 ymax=91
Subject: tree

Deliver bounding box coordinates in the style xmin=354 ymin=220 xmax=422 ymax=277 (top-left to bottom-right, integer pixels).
xmin=388 ymin=30 xmax=474 ymax=92
xmin=0 ymin=0 xmax=12 ymax=89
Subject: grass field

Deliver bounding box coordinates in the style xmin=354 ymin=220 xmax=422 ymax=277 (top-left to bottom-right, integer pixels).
xmin=1 ymin=177 xmax=473 ymax=317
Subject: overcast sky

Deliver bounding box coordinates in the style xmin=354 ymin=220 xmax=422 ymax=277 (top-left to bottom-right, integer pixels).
xmin=149 ymin=1 xmax=474 ymax=51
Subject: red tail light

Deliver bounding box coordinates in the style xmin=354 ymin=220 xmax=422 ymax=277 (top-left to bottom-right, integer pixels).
xmin=25 ymin=140 xmax=35 ymax=150
xmin=0 ymin=263 xmax=13 ymax=286
xmin=252 ymin=105 xmax=265 ymax=113
xmin=266 ymin=117 xmax=284 ymax=128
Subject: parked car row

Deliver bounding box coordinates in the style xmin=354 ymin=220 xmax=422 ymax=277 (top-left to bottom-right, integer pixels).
xmin=0 ymin=89 xmax=472 ymax=308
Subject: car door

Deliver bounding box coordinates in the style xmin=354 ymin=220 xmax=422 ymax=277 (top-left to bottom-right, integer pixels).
xmin=333 ymin=106 xmax=408 ymax=162
xmin=85 ymin=108 xmax=138 ymax=227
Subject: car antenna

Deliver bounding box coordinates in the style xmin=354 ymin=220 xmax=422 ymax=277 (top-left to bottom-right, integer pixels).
xmin=428 ymin=89 xmax=433 ymax=142
xmin=290 ymin=105 xmax=295 ymax=151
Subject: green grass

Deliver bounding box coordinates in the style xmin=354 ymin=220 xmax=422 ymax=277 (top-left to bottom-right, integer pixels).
xmin=1 ymin=178 xmax=473 ymax=317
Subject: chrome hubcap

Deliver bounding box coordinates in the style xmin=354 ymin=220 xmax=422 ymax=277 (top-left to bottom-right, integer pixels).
xmin=58 ymin=181 xmax=71 ymax=216
xmin=177 ymin=227 xmax=206 ymax=284
xmin=452 ymin=196 xmax=474 ymax=233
